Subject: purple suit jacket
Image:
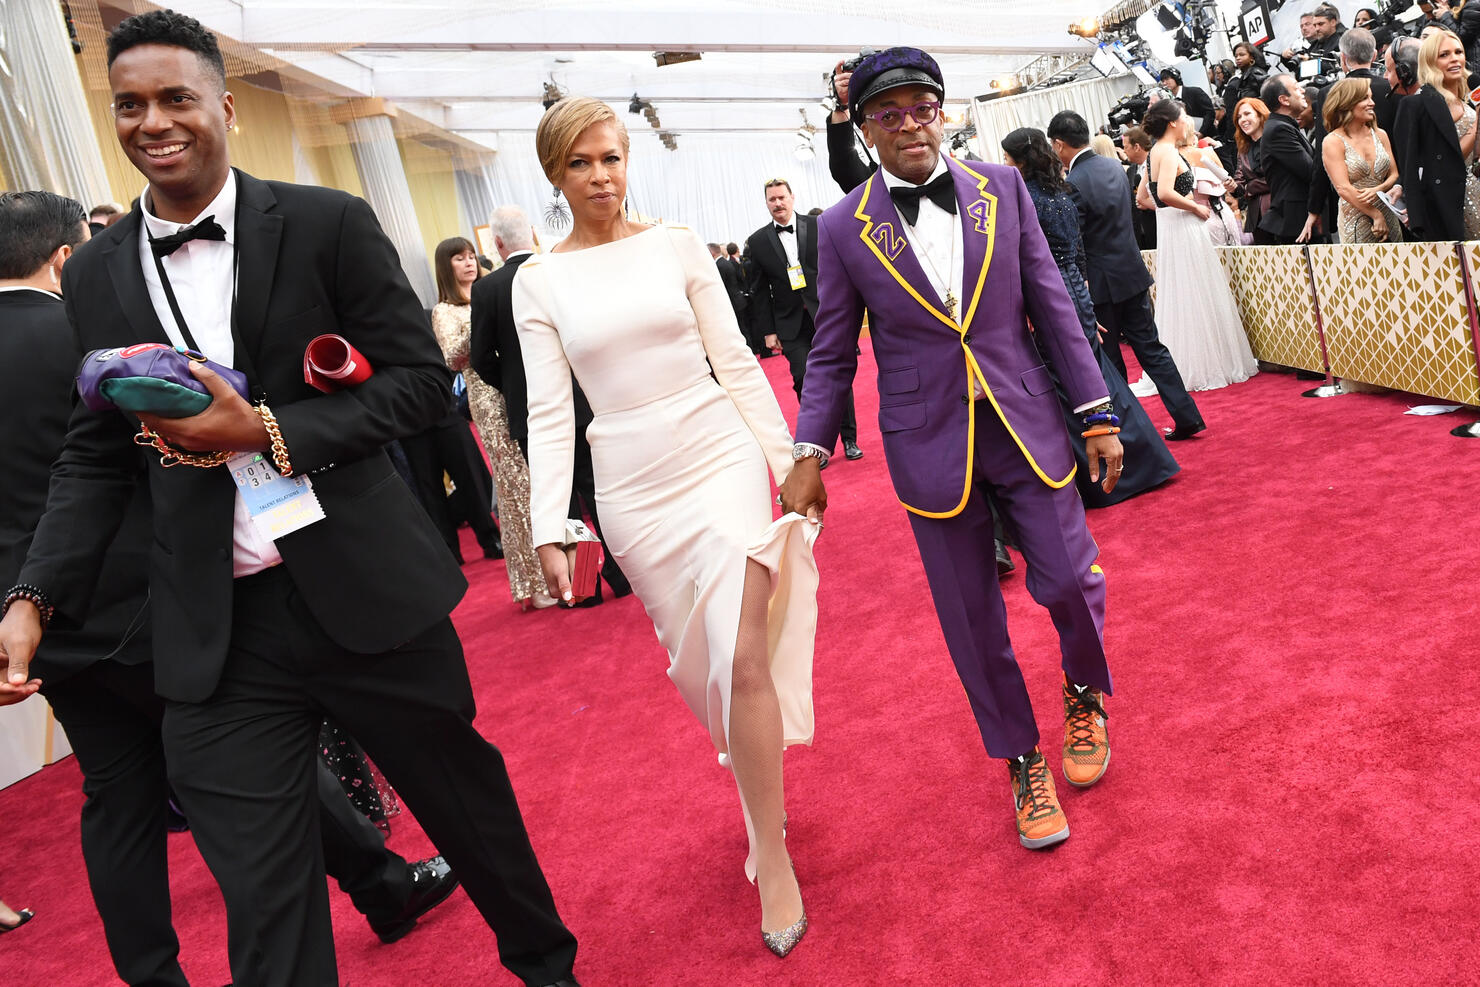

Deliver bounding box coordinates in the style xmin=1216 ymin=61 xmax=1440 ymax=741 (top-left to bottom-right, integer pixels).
xmin=796 ymin=156 xmax=1106 ymax=519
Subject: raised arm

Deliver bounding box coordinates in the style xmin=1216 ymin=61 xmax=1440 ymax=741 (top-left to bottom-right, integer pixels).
xmin=670 ymin=227 xmax=794 ymax=485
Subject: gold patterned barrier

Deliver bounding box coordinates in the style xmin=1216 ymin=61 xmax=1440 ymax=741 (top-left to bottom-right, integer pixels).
xmin=1308 ymin=243 xmax=1480 ymax=405
xmin=1215 ymin=246 xmax=1326 ymax=374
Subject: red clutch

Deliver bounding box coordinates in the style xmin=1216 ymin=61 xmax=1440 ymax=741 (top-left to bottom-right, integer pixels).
xmin=562 ymin=519 xmax=603 ymax=601
xmin=303 ymin=335 xmax=373 ymax=393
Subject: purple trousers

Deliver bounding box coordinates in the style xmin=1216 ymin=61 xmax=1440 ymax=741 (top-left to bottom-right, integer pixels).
xmin=906 ymin=409 xmax=1111 ymax=760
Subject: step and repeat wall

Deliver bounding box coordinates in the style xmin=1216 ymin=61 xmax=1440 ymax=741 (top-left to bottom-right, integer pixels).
xmin=1145 ymin=243 xmax=1480 ymax=406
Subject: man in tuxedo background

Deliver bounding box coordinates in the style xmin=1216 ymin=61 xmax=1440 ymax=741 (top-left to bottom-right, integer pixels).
xmin=470 ymin=205 xmax=631 ymax=606
xmin=746 ymin=179 xmax=862 ymax=461
xmin=1258 ymin=74 xmax=1317 ymax=244
xmin=1120 ymin=127 xmax=1158 ymax=250
xmin=1159 ymin=67 xmax=1217 ymax=138
xmin=1049 ymin=111 xmax=1205 ymax=441
xmin=0 ymin=13 xmax=578 ymax=986
xmin=709 ymin=241 xmax=750 ymax=337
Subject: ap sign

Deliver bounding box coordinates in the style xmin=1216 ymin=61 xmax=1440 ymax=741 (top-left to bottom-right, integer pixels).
xmin=1240 ymin=0 xmax=1274 ymax=46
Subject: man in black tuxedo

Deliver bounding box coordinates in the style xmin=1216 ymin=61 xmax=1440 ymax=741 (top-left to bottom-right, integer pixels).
xmin=1159 ymin=67 xmax=1217 ymax=138
xmin=1049 ymin=111 xmax=1204 ymax=440
xmin=709 ymin=240 xmax=749 ymax=331
xmin=469 ymin=205 xmax=630 ymax=605
xmin=1120 ymin=126 xmax=1158 ymax=250
xmin=0 ymin=190 xmax=465 ymax=982
xmin=0 ymin=14 xmax=578 ymax=987
xmin=1258 ymin=74 xmax=1317 ymax=245
xmin=745 ymin=179 xmax=862 ymax=460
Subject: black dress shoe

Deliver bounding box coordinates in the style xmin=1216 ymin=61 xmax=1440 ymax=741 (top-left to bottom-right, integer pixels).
xmin=1163 ymin=422 xmax=1206 ymax=441
xmin=995 ymin=539 xmax=1015 ymax=577
xmin=482 ymin=541 xmax=504 ymax=560
xmin=537 ymin=980 xmax=580 ymax=987
xmin=369 ymin=856 xmax=460 ymax=944
xmin=843 ymin=440 xmax=863 ymax=460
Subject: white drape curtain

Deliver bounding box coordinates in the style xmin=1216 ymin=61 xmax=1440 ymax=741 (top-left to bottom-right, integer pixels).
xmin=344 ymin=114 xmax=439 ymax=307
xmin=454 ymin=162 xmax=498 ymax=241
xmin=487 ymin=130 xmax=846 ymax=248
xmin=0 ymin=0 xmax=112 ymax=205
xmin=972 ymin=76 xmax=1141 ymax=164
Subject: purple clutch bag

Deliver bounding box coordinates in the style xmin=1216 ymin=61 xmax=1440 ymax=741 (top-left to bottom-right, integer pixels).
xmin=78 ymin=343 xmax=250 ymax=418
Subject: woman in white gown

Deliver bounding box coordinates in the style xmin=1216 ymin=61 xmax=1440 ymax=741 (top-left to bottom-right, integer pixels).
xmin=1140 ymin=98 xmax=1258 ymax=392
xmin=513 ymin=97 xmax=817 ymax=957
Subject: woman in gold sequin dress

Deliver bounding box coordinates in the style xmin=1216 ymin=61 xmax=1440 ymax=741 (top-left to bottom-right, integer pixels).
xmin=1319 ymin=78 xmax=1402 ymax=243
xmin=430 ymin=237 xmax=555 ymax=610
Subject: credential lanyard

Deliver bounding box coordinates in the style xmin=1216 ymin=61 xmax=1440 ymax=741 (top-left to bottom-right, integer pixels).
xmin=147 ymin=200 xmax=264 ymax=403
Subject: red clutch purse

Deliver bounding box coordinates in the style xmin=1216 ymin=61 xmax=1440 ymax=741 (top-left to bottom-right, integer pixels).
xmin=303 ymin=335 xmax=373 ymax=392
xmin=562 ymin=519 xmax=603 ymax=601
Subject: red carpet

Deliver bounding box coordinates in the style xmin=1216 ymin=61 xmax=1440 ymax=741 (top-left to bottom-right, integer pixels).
xmin=3 ymin=343 xmax=1477 ymax=985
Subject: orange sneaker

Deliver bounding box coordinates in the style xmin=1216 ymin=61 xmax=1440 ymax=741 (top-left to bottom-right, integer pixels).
xmin=1062 ymin=675 xmax=1110 ymax=788
xmin=1007 ymin=748 xmax=1069 ymax=849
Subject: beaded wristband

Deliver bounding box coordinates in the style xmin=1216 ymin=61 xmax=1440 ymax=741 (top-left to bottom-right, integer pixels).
xmin=4 ymin=584 xmax=54 ymax=630
xmin=1081 ymin=426 xmax=1122 ymax=438
xmin=257 ymin=403 xmax=294 ymax=477
xmin=1083 ymin=412 xmax=1122 ymax=426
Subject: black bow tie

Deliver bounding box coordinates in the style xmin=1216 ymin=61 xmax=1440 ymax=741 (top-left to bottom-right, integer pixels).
xmin=890 ymin=172 xmax=957 ymax=225
xmin=149 ymin=216 xmax=226 ymax=258
xmin=774 ymin=223 xmax=794 ymax=234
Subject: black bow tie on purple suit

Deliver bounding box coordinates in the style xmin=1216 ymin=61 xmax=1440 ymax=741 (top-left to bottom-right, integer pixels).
xmin=889 ymin=172 xmax=958 ymax=225
xmin=148 ymin=216 xmax=226 ymax=258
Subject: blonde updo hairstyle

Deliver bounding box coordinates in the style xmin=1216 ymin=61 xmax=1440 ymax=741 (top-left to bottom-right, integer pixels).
xmin=535 ymin=97 xmax=631 ymax=186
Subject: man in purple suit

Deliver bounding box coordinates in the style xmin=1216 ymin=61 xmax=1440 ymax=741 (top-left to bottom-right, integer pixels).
xmin=779 ymin=47 xmax=1124 ymax=850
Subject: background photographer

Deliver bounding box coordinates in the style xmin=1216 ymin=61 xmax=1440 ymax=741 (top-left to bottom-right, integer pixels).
xmin=826 ymin=55 xmax=877 ymax=192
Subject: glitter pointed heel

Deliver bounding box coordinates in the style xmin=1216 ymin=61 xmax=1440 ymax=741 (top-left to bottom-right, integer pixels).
xmin=761 ymin=910 xmax=807 ymax=958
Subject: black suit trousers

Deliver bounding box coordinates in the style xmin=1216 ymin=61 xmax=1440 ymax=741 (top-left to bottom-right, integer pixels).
xmin=402 ymin=419 xmax=501 ymax=560
xmin=161 ymin=567 xmax=576 ymax=987
xmin=515 ymin=432 xmax=631 ymax=596
xmin=1092 ymin=291 xmax=1203 ymax=430
xmin=42 ymin=660 xmax=188 ymax=987
xmin=45 ymin=659 xmax=430 ymax=986
xmin=783 ymin=312 xmax=857 ymax=444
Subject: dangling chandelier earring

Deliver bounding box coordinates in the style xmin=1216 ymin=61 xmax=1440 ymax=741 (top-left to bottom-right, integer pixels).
xmin=544 ymin=184 xmax=571 ymax=232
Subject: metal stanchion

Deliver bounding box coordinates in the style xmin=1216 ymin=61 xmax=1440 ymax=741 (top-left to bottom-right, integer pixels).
xmin=1450 ymin=242 xmax=1480 ymax=437
xmin=1300 ymin=244 xmax=1344 ymax=398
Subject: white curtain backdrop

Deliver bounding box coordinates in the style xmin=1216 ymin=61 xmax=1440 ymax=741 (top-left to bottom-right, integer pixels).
xmin=972 ymin=75 xmax=1141 ymax=164
xmin=487 ymin=130 xmax=846 ymax=249
xmin=344 ymin=114 xmax=439 ymax=307
xmin=454 ymin=161 xmax=499 ymax=242
xmin=0 ymin=0 xmax=112 ymax=205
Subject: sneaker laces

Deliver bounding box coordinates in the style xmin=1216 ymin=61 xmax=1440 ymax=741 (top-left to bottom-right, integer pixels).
xmin=1064 ymin=684 xmax=1106 ymax=754
xmin=1011 ymin=750 xmax=1056 ymax=820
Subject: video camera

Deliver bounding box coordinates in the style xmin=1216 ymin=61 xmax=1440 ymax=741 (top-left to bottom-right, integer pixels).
xmin=1363 ymin=0 xmax=1422 ymax=32
xmin=1107 ymin=88 xmax=1154 ymax=131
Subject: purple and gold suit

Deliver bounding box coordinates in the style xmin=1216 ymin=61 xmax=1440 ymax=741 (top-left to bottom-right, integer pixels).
xmin=795 ymin=155 xmax=1113 ymax=758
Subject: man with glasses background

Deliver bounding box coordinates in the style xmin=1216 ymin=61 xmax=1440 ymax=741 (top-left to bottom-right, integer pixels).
xmin=745 ymin=178 xmax=863 ymax=461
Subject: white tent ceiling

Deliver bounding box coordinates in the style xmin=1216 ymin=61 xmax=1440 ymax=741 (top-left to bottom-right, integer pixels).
xmin=165 ymin=0 xmax=1107 ymax=148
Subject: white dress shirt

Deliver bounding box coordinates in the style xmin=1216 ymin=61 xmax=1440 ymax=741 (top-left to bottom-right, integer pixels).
xmin=138 ymin=171 xmax=283 ymax=577
xmin=881 ymin=156 xmax=964 ymax=319
xmin=774 ymin=218 xmax=800 ymax=270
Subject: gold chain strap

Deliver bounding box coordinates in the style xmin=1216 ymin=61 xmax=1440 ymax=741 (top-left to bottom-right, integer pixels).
xmin=133 ymin=424 xmax=234 ymax=469
xmin=257 ymin=402 xmax=293 ymax=477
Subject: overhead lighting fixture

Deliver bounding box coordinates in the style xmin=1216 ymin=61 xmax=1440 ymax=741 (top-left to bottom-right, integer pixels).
xmin=794 ymin=142 xmax=816 ymax=162
xmin=629 ymin=93 xmax=645 ymax=114
xmin=653 ymin=51 xmax=702 ymax=67
xmin=541 ymin=82 xmax=564 ymax=110
xmin=1068 ymin=16 xmax=1100 ymax=37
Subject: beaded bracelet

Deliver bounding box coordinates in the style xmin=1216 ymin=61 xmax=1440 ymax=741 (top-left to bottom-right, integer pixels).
xmin=1083 ymin=412 xmax=1122 ymax=426
xmin=1081 ymin=426 xmax=1122 ymax=438
xmin=3 ymin=583 xmax=54 ymax=630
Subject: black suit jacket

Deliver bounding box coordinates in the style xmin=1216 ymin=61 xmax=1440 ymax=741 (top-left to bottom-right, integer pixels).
xmin=1124 ymin=161 xmax=1158 ymax=250
xmin=1394 ymin=85 xmax=1469 ymax=242
xmin=1258 ymin=113 xmax=1316 ymax=237
xmin=716 ymin=255 xmax=747 ymax=316
xmin=745 ymin=212 xmax=819 ymax=341
xmin=1065 ymin=150 xmax=1155 ymax=305
xmin=1307 ymin=69 xmax=1395 ymax=228
xmin=1179 ymin=85 xmax=1217 ymax=137
xmin=0 ymin=290 xmax=151 ymax=686
xmin=23 ymin=170 xmax=466 ymax=702
xmin=469 ymin=251 xmax=594 ymax=443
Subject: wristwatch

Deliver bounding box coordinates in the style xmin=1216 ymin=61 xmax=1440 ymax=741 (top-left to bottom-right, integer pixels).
xmin=792 ymin=442 xmax=830 ymax=467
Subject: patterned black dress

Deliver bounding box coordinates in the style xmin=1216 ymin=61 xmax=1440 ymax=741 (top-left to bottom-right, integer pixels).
xmin=1024 ymin=178 xmax=1179 ymax=507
